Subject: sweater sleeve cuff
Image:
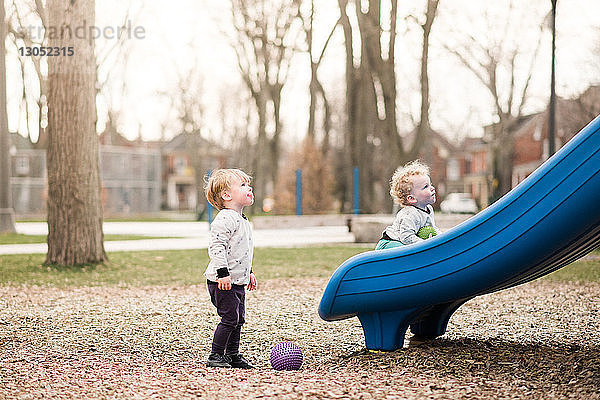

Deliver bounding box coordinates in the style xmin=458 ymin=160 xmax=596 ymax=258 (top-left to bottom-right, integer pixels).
xmin=216 ymin=267 xmax=230 ymax=278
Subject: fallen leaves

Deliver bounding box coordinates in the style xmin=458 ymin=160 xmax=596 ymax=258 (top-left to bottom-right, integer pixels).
xmin=0 ymin=279 xmax=598 ymax=399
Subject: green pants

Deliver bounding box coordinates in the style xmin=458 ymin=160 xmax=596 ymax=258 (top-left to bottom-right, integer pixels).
xmin=375 ymin=239 xmax=404 ymax=250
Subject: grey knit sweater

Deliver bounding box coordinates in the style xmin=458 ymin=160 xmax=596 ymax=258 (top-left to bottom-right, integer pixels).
xmin=384 ymin=205 xmax=439 ymax=245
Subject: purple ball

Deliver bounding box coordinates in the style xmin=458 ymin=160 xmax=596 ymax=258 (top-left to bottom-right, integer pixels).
xmin=270 ymin=341 xmax=303 ymax=371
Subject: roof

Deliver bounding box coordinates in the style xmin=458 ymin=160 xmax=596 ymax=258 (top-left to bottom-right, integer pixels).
xmin=402 ymin=127 xmax=457 ymax=153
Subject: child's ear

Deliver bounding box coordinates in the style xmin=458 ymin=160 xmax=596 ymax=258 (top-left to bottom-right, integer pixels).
xmin=221 ymin=191 xmax=232 ymax=201
xmin=406 ymin=194 xmax=417 ymax=204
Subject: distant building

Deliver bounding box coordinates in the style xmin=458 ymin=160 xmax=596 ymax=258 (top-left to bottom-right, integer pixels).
xmin=98 ymin=130 xmax=162 ymax=215
xmin=403 ymin=128 xmax=457 ymax=207
xmin=10 ymin=130 xmax=162 ymax=217
xmin=99 ymin=145 xmax=161 ymax=215
xmin=417 ymin=129 xmax=456 ymax=203
xmin=9 ymin=133 xmax=46 ymax=216
xmin=452 ymin=137 xmax=491 ymax=208
xmin=512 ymin=86 xmax=600 ymax=187
xmin=161 ymin=133 xmax=229 ymax=212
xmin=449 ymin=85 xmax=600 ymax=208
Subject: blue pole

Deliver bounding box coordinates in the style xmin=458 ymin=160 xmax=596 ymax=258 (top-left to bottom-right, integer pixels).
xmin=296 ymin=169 xmax=302 ymax=216
xmin=207 ymin=169 xmax=213 ymax=226
xmin=353 ymin=166 xmax=359 ymax=215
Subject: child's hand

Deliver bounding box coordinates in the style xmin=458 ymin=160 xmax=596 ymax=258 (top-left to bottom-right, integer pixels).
xmin=217 ymin=276 xmax=232 ymax=290
xmin=247 ymin=273 xmax=258 ymax=291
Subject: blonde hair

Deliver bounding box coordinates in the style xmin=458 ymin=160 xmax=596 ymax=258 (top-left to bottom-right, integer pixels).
xmin=204 ymin=169 xmax=252 ymax=210
xmin=389 ymin=160 xmax=430 ymax=206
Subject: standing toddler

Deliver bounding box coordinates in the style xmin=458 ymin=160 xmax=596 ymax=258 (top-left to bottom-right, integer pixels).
xmin=204 ymin=169 xmax=258 ymax=368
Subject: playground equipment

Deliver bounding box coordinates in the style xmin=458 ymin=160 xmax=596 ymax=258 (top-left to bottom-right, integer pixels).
xmin=319 ymin=115 xmax=600 ymax=351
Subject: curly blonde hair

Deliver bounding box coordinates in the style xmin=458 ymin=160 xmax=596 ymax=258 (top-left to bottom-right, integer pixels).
xmin=204 ymin=168 xmax=252 ymax=210
xmin=389 ymin=160 xmax=430 ymax=206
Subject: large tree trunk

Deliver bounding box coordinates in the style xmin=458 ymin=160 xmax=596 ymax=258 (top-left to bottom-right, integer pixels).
xmin=0 ymin=0 xmax=16 ymax=233
xmin=46 ymin=0 xmax=106 ymax=265
xmin=338 ymin=0 xmax=355 ymax=212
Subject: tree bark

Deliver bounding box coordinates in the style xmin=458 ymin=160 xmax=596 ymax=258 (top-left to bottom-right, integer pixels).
xmin=0 ymin=0 xmax=16 ymax=233
xmin=230 ymin=0 xmax=300 ymax=213
xmin=46 ymin=0 xmax=106 ymax=265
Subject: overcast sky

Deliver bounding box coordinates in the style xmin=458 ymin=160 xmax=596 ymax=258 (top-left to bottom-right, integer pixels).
xmin=7 ymin=0 xmax=600 ymax=144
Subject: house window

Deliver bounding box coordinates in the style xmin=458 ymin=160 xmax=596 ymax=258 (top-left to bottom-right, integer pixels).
xmin=175 ymin=157 xmax=187 ymax=175
xmin=447 ymin=158 xmax=460 ymax=180
xmin=15 ymin=156 xmax=30 ymax=176
xmin=464 ymin=156 xmax=472 ymax=175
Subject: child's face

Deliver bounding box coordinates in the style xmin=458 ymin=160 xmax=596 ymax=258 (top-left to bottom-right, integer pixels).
xmin=407 ymin=174 xmax=436 ymax=208
xmin=222 ymin=176 xmax=254 ymax=211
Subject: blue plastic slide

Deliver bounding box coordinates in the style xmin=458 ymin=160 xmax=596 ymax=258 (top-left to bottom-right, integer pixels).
xmin=319 ymin=114 xmax=600 ymax=351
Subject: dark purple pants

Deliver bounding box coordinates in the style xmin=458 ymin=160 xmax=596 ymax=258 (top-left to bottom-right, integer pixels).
xmin=207 ymin=281 xmax=246 ymax=355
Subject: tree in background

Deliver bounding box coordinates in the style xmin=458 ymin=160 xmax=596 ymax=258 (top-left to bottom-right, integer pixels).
xmin=274 ymin=137 xmax=335 ymax=214
xmin=444 ymin=2 xmax=546 ymax=201
xmin=229 ymin=0 xmax=302 ymax=213
xmin=0 ymin=0 xmax=16 ymax=233
xmin=300 ymin=0 xmax=337 ymax=155
xmin=336 ymin=0 xmax=439 ymax=212
xmin=408 ymin=0 xmax=439 ymax=162
xmin=6 ymin=0 xmax=135 ymax=149
xmin=46 ymin=0 xmax=105 ymax=265
xmin=6 ymin=0 xmax=49 ymax=148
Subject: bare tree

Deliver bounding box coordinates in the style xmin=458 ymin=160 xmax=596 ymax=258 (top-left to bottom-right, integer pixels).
xmin=408 ymin=0 xmax=440 ymax=161
xmin=300 ymin=0 xmax=337 ymax=154
xmin=274 ymin=136 xmax=336 ymax=214
xmin=337 ymin=0 xmax=438 ymax=212
xmin=6 ymin=0 xmax=49 ymax=148
xmin=6 ymin=0 xmax=135 ymax=149
xmin=337 ymin=0 xmax=386 ymax=213
xmin=444 ymin=3 xmax=546 ymax=200
xmin=45 ymin=0 xmax=106 ymax=265
xmin=229 ymin=0 xmax=302 ymax=212
xmin=216 ymin=84 xmax=254 ymax=172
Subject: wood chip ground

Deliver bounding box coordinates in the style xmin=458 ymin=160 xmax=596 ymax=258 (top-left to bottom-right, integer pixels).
xmin=1 ymin=279 xmax=598 ymax=399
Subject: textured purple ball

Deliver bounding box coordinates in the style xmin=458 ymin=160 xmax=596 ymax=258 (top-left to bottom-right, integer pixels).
xmin=270 ymin=342 xmax=303 ymax=371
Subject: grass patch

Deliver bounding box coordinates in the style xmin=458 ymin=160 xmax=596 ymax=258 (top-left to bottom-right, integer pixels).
xmin=543 ymin=260 xmax=600 ymax=282
xmin=0 ymin=233 xmax=174 ymax=245
xmin=1 ymin=245 xmax=597 ymax=288
xmin=0 ymin=246 xmax=369 ymax=288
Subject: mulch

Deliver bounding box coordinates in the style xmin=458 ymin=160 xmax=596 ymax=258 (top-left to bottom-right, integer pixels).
xmin=1 ymin=278 xmax=598 ymax=399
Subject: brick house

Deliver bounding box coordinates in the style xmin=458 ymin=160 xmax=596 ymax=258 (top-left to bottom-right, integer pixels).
xmin=400 ymin=128 xmax=457 ymax=209
xmin=452 ymin=85 xmax=600 ymax=208
xmin=451 ymin=137 xmax=491 ymax=208
xmin=512 ymin=86 xmax=600 ymax=187
xmin=417 ymin=129 xmax=456 ymax=202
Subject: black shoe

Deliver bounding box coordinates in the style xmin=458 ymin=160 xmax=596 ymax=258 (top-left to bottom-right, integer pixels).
xmin=206 ymin=353 xmax=232 ymax=368
xmin=226 ymin=353 xmax=255 ymax=369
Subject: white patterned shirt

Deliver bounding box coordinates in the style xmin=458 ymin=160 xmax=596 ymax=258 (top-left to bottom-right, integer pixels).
xmin=204 ymin=209 xmax=253 ymax=285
